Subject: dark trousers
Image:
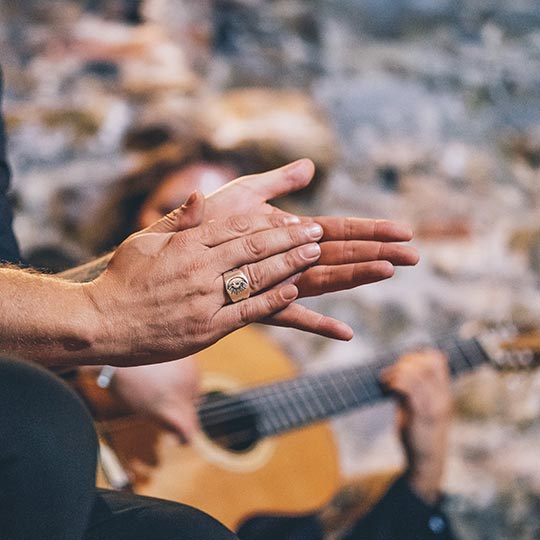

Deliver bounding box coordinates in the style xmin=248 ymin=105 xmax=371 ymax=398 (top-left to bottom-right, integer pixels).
xmin=0 ymin=358 xmax=236 ymax=540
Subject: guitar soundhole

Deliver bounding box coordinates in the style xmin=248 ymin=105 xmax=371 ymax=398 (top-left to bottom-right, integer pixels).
xmin=199 ymin=391 xmax=260 ymax=452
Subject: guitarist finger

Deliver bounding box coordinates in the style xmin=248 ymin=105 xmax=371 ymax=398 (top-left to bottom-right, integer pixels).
xmin=318 ymin=240 xmax=419 ymax=266
xmin=301 ymin=216 xmax=414 ymax=242
xmin=295 ymin=260 xmax=395 ymax=297
xmin=261 ymin=303 xmax=354 ymax=341
xmin=156 ymin=405 xmax=200 ymax=445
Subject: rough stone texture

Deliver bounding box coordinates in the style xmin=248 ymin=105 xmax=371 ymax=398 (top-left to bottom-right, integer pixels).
xmin=3 ymin=1 xmax=540 ymax=537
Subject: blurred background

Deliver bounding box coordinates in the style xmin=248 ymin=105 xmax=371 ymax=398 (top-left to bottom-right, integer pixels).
xmin=2 ymin=0 xmax=540 ymax=537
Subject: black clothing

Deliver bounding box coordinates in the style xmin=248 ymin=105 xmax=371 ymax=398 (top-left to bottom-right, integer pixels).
xmin=343 ymin=475 xmax=453 ymax=540
xmin=237 ymin=475 xmax=454 ymax=540
xmin=0 ymin=358 xmax=98 ymax=540
xmin=0 ymin=359 xmax=236 ymax=540
xmin=0 ymin=71 xmax=21 ymax=264
xmin=87 ymin=490 xmax=235 ymax=540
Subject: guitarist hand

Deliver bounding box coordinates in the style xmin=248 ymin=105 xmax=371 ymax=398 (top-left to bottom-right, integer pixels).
xmin=108 ymin=357 xmax=201 ymax=443
xmin=204 ymin=159 xmax=419 ymax=341
xmin=380 ymin=350 xmax=452 ymax=505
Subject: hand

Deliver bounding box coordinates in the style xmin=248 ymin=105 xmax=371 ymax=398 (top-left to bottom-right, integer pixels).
xmin=111 ymin=358 xmax=201 ymax=443
xmin=205 ymin=159 xmax=419 ymax=340
xmin=380 ymin=350 xmax=452 ymax=504
xmin=84 ymin=192 xmax=325 ymax=366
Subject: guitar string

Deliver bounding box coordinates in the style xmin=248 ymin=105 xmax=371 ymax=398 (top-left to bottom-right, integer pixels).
xmin=196 ymin=333 xmax=480 ymax=420
xmin=195 ymin=337 xmax=489 ymax=447
xmin=195 ymin=337 xmax=481 ymax=449
xmin=196 ymin=336 xmax=486 ymax=440
xmin=196 ymin=335 xmax=483 ymax=429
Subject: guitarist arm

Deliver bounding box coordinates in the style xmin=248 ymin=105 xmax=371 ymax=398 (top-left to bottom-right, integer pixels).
xmin=344 ymin=350 xmax=455 ymax=540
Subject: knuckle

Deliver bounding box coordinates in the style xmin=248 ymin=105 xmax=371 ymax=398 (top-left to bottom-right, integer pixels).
xmin=237 ymin=300 xmax=254 ymax=325
xmin=243 ymin=264 xmax=264 ymax=291
xmin=285 ymin=248 xmax=302 ymax=269
xmin=242 ymin=234 xmax=267 ymax=258
xmin=288 ymin=225 xmax=307 ymax=244
xmin=343 ymin=241 xmax=356 ymax=263
xmin=227 ymin=215 xmax=251 ymax=234
xmin=263 ymin=291 xmax=282 ymax=313
xmin=344 ymin=217 xmax=354 ymax=240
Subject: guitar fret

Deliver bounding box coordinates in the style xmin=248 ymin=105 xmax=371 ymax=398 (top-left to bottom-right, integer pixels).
xmin=301 ymin=380 xmax=323 ymax=418
xmin=338 ymin=370 xmax=362 ymax=407
xmin=311 ymin=376 xmax=337 ymax=416
xmin=287 ymin=379 xmax=311 ymax=424
xmin=264 ymin=393 xmax=292 ymax=434
xmin=285 ymin=380 xmax=312 ymax=424
xmin=223 ymin=330 xmax=502 ymax=440
xmin=361 ymin=364 xmax=384 ymax=400
xmin=286 ymin=380 xmax=316 ymax=424
xmin=436 ymin=337 xmax=468 ymax=375
xmin=314 ymin=373 xmax=336 ymax=415
xmin=454 ymin=340 xmax=474 ymax=374
xmin=328 ymin=375 xmax=349 ymax=410
xmin=469 ymin=338 xmax=491 ymax=367
xmin=301 ymin=379 xmax=328 ymax=418
xmin=279 ymin=393 xmax=299 ymax=428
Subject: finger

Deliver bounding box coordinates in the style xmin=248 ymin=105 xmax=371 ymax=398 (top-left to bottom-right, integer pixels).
xmin=400 ymin=349 xmax=449 ymax=386
xmin=235 ymin=159 xmax=315 ymax=201
xmin=145 ymin=191 xmax=205 ymax=233
xmin=212 ymin=222 xmax=324 ymax=273
xmin=215 ymin=284 xmax=299 ymax=332
xmin=304 ymin=216 xmax=414 ymax=242
xmin=183 ymin=213 xmax=303 ymax=249
xmin=157 ymin=407 xmax=200 ymax=444
xmin=382 ymin=369 xmax=419 ymax=405
xmin=318 ymin=241 xmax=420 ymax=266
xmin=222 ymin=243 xmax=322 ymax=302
xmin=296 ymin=260 xmax=395 ymax=297
xmin=262 ymin=303 xmax=354 ymax=341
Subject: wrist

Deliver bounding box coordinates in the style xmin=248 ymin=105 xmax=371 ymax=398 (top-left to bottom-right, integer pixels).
xmin=406 ymin=462 xmax=443 ymax=505
xmin=78 ymin=280 xmax=129 ymax=366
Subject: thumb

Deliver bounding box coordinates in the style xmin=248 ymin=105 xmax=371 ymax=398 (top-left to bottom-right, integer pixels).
xmin=243 ymin=158 xmax=315 ymax=201
xmin=144 ymin=191 xmax=205 ymax=234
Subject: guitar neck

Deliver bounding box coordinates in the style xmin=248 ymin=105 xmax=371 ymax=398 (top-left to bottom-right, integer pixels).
xmin=198 ymin=336 xmax=489 ymax=439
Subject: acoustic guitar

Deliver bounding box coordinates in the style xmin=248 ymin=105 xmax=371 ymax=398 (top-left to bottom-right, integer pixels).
xmin=78 ymin=324 xmax=539 ymax=531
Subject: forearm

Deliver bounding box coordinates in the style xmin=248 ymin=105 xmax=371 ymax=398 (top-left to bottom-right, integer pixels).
xmin=0 ymin=267 xmax=106 ymax=367
xmin=407 ymin=448 xmax=447 ymax=505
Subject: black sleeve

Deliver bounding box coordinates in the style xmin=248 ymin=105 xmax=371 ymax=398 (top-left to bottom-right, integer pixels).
xmin=343 ymin=475 xmax=456 ymax=540
xmin=0 ymin=68 xmax=22 ymax=265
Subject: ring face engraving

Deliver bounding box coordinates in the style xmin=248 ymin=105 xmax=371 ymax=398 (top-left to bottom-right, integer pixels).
xmin=223 ymin=269 xmax=251 ymax=302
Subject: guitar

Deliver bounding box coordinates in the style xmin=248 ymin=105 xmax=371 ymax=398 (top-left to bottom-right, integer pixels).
xmin=85 ymin=324 xmax=540 ymax=530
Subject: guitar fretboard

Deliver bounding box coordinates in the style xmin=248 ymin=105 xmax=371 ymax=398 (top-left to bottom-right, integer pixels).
xmin=197 ymin=336 xmax=489 ymax=441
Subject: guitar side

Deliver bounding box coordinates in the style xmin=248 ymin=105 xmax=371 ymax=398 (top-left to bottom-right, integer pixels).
xmin=98 ymin=326 xmax=341 ymax=531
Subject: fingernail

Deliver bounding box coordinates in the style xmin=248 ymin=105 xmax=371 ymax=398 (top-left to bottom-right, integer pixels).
xmin=301 ymin=243 xmax=321 ymax=259
xmin=184 ymin=191 xmax=198 ymax=207
xmin=281 ymin=284 xmax=298 ymax=301
xmin=307 ymin=223 xmax=323 ymax=239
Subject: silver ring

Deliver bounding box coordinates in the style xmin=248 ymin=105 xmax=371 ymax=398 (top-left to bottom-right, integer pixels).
xmin=223 ymin=268 xmax=251 ymax=303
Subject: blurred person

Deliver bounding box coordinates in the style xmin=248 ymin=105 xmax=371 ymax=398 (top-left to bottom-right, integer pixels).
xmin=0 ymin=63 xmax=420 ymax=540
xmin=239 ymin=349 xmax=455 ymax=540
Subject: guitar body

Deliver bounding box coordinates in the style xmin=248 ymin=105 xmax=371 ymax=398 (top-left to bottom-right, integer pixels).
xmin=98 ymin=327 xmax=341 ymax=530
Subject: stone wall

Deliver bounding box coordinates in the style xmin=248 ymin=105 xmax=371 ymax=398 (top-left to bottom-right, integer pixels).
xmin=2 ymin=1 xmax=540 ymax=537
